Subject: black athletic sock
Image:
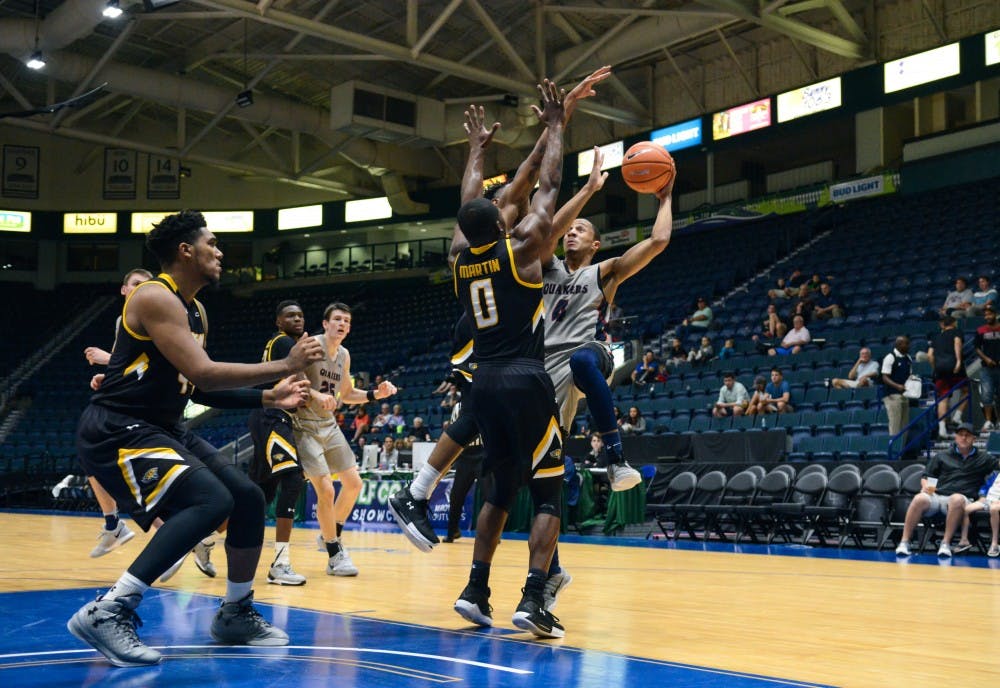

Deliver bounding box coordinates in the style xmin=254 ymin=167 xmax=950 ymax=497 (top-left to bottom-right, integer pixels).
xmin=469 ymin=560 xmax=491 ymax=590
xmin=336 ymin=522 xmax=344 ymax=538
xmin=524 ymin=568 xmax=547 ymax=599
xmin=104 ymin=514 xmax=120 ymax=531
xmin=548 ymin=549 xmax=560 ymax=577
xmin=326 ymin=540 xmax=344 ymax=557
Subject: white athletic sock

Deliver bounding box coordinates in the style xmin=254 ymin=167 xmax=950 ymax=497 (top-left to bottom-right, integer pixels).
xmin=274 ymin=542 xmax=290 ymax=565
xmin=952 ymin=410 xmax=963 ymax=424
xmin=201 ymin=536 xmax=214 ymax=545
xmin=225 ymin=580 xmax=253 ymax=604
xmin=106 ymin=571 xmax=149 ymax=600
xmin=411 ymin=465 xmax=442 ymax=501
xmin=939 ymin=420 xmax=948 ymax=436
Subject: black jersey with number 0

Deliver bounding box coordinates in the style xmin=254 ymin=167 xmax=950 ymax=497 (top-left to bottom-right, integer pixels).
xmin=90 ymin=273 xmax=207 ymax=427
xmin=453 ymin=237 xmax=545 ymax=363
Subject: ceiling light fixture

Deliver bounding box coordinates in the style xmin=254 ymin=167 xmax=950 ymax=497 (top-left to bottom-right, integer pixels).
xmin=103 ymin=0 xmax=123 ymax=18
xmin=234 ymin=18 xmax=253 ymax=108
xmin=26 ymin=50 xmax=45 ymax=70
xmin=26 ymin=0 xmax=44 ymax=70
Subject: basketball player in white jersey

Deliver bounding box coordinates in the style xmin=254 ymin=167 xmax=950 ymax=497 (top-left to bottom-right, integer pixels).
xmin=295 ymin=302 xmax=396 ymax=576
xmin=539 ymin=151 xmax=675 ymax=487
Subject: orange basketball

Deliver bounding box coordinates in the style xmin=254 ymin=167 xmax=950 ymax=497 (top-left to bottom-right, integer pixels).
xmin=621 ymin=142 xmax=675 ymax=194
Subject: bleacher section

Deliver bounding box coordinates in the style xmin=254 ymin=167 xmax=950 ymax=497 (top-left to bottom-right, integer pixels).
xmin=1 ymin=179 xmax=997 ymax=521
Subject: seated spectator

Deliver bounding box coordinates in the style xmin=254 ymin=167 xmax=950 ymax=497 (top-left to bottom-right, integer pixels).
xmin=387 ymin=403 xmax=406 ymax=435
xmin=745 ymin=376 xmax=769 ymax=415
xmin=831 ymin=347 xmax=880 ymax=389
xmin=761 ymin=367 xmax=793 ymax=414
xmin=955 ymin=470 xmax=998 ymax=556
xmin=631 ymin=349 xmax=661 ymax=386
xmin=939 ymin=277 xmax=973 ymax=318
xmin=676 ymin=297 xmax=713 ymax=340
xmin=768 ymin=315 xmax=810 ymax=356
xmin=895 ymin=424 xmax=999 ymax=557
xmin=355 ymin=434 xmax=368 ymax=457
xmin=976 ymin=304 xmax=1000 ymax=431
xmin=929 ymin=314 xmax=967 ymax=439
xmin=580 ymin=432 xmax=605 ymax=468
xmin=379 ymin=436 xmax=400 ymax=469
xmin=606 ymin=301 xmax=627 ymax=339
xmin=662 ymin=338 xmax=688 ymax=368
xmin=787 ymin=292 xmax=815 ymax=325
xmin=407 ymin=416 xmax=432 ymax=445
xmin=619 ymin=406 xmax=647 ymax=435
xmin=761 ymin=304 xmax=787 ymax=339
xmin=351 ymin=406 xmax=371 ymax=443
xmin=812 ymin=283 xmax=844 ymax=320
xmin=613 ymin=406 xmax=623 ymax=428
xmin=803 ymin=273 xmax=824 ymax=294
xmin=713 ymin=372 xmax=749 ymax=418
xmin=371 ymin=402 xmax=392 ymax=433
xmin=687 ymin=335 xmax=714 ymax=365
xmin=956 ymin=275 xmax=998 ymax=319
xmin=768 ymin=268 xmax=806 ymax=300
xmin=440 ymin=384 xmax=458 ymax=410
xmin=717 ymin=338 xmax=737 ymax=360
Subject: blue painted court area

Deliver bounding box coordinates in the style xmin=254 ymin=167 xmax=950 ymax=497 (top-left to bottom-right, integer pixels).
xmin=0 ymin=588 xmax=832 ymax=688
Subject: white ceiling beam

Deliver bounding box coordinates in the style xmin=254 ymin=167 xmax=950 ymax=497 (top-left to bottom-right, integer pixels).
xmin=410 ymin=0 xmax=462 ymax=58
xmin=466 ymin=0 xmax=535 ymax=82
xmin=716 ymin=28 xmax=759 ymax=97
xmin=0 ymin=72 xmax=33 ymax=110
xmin=545 ymin=4 xmax=733 ymax=19
xmin=237 ymin=121 xmax=284 ymax=170
xmin=662 ymin=47 xmax=705 ymax=112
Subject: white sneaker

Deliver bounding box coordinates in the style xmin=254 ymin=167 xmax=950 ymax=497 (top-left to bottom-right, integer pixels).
xmin=607 ymin=462 xmax=642 ymax=492
xmin=937 ymin=543 xmax=952 ymax=558
xmin=983 ymin=421 xmax=995 ymax=431
xmin=194 ymin=540 xmax=217 ymax=578
xmin=542 ymin=568 xmax=573 ymax=611
xmin=327 ymin=549 xmax=358 ymax=577
xmin=951 ymin=410 xmax=963 ymax=424
xmin=268 ymin=562 xmax=307 ymax=586
xmin=90 ymin=521 xmax=135 ymax=558
xmin=316 ymin=533 xmax=326 ymax=551
xmin=895 ymin=541 xmax=912 ymax=556
xmin=159 ymin=553 xmax=188 ymax=582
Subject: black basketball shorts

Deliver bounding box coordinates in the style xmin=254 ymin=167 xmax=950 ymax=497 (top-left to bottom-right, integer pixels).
xmin=248 ymin=408 xmax=300 ymax=484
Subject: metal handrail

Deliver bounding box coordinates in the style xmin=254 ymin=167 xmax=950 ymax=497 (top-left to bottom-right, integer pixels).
xmin=887 ymin=378 xmax=971 ymax=460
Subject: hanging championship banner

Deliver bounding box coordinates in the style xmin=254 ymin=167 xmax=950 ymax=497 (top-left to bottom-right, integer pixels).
xmin=103 ymin=148 xmax=137 ymax=200
xmin=2 ymin=145 xmax=40 ymax=199
xmin=147 ymin=154 xmax=180 ymax=200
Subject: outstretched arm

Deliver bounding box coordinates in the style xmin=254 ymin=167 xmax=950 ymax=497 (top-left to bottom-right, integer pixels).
xmin=540 ymin=146 xmax=608 ymax=265
xmin=509 ymin=80 xmax=565 ymax=262
xmin=502 ymin=66 xmax=612 ymax=215
xmin=597 ymin=176 xmax=676 ymax=300
xmin=451 ymin=104 xmax=501 ymax=262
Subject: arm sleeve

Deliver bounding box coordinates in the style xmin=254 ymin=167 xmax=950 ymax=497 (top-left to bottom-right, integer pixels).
xmin=191 ymin=388 xmax=264 ymax=409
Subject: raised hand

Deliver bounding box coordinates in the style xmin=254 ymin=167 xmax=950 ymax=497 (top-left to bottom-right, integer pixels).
xmin=285 ymin=332 xmax=324 ymax=372
xmin=584 ymin=146 xmax=608 ymax=191
xmin=564 ymin=65 xmax=612 ymax=121
xmin=530 ymin=79 xmax=565 ymax=129
xmin=464 ymin=104 xmax=501 ymax=150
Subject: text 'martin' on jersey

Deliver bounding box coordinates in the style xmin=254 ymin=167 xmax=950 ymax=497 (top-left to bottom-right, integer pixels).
xmin=453 ymin=237 xmax=545 ymax=363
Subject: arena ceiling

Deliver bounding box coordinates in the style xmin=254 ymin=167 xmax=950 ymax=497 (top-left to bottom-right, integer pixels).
xmin=0 ymin=0 xmax=986 ymax=203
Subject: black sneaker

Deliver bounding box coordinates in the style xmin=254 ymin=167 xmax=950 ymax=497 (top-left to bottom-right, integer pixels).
xmin=453 ymin=584 xmax=493 ymax=627
xmin=210 ymin=591 xmax=289 ymax=646
xmin=512 ymin=591 xmax=565 ymax=638
xmin=443 ymin=530 xmax=462 ymax=543
xmin=388 ymin=486 xmax=439 ymax=553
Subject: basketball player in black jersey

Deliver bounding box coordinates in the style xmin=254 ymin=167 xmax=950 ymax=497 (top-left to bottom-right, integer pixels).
xmin=248 ymin=300 xmax=308 ymax=585
xmin=451 ymin=79 xmax=566 ymax=639
xmin=68 ymin=210 xmax=323 ymax=667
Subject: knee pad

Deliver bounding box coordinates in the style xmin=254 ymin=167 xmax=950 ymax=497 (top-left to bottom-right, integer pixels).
xmin=274 ymin=472 xmax=303 ymax=519
xmin=569 ymin=344 xmax=613 ymax=382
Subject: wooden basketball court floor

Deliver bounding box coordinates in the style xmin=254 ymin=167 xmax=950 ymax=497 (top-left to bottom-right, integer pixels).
xmin=1 ymin=511 xmax=998 ymax=687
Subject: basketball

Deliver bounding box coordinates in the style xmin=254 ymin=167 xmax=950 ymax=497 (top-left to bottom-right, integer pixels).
xmin=621 ymin=142 xmax=675 ymax=194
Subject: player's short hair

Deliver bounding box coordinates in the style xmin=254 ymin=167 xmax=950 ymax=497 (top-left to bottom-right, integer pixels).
xmin=574 ymin=218 xmax=601 ymax=241
xmin=723 ymin=371 xmax=736 ymax=379
xmin=323 ymin=302 xmax=352 ymax=320
xmin=483 ymin=181 xmax=508 ymax=201
xmin=146 ymin=210 xmax=206 ymax=267
xmin=770 ymin=367 xmax=782 ymax=375
xmin=457 ymin=198 xmax=501 ymax=246
xmin=122 ymin=268 xmax=152 ymax=285
xmin=276 ymin=299 xmax=301 ymax=318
